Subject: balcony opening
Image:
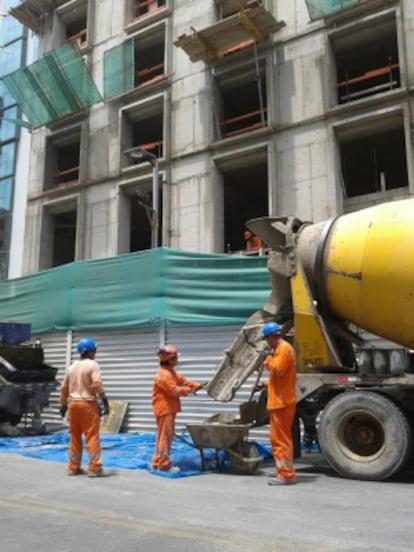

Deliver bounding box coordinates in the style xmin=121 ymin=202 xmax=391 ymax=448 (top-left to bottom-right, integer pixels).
xmin=134 ymin=28 xmax=165 ymax=88
xmin=133 ymin=0 xmax=166 ymax=20
xmin=340 ymin=125 xmax=408 ymax=199
xmin=215 ymin=66 xmax=267 ymax=139
xmin=45 ymin=135 xmax=81 ymax=190
xmin=218 ymin=152 xmax=268 ymax=253
xmin=121 ymin=101 xmax=163 ymax=168
xmin=40 ymin=206 xmax=77 ymax=270
xmin=331 ymin=16 xmax=400 ymax=104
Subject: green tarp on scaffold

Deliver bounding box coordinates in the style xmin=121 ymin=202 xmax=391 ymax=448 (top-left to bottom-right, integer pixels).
xmin=305 ymin=0 xmax=361 ymax=20
xmin=0 ymin=248 xmax=270 ymax=333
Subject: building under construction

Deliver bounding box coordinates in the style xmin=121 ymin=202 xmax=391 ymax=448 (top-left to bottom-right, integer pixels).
xmin=5 ymin=0 xmax=414 ymax=274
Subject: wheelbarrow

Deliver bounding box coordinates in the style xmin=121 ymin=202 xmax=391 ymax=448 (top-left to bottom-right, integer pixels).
xmin=176 ymin=413 xmax=263 ymax=475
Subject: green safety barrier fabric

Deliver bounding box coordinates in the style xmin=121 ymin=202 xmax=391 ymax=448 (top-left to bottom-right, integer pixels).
xmin=305 ymin=0 xmax=360 ymax=20
xmin=3 ymin=42 xmax=102 ymax=128
xmin=0 ymin=248 xmax=270 ymax=333
xmin=103 ymin=38 xmax=135 ymax=100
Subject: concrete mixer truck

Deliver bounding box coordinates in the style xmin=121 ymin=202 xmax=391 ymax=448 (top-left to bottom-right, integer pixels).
xmin=206 ymin=198 xmax=414 ymax=481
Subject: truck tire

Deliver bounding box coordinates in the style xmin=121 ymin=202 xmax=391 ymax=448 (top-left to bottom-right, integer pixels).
xmin=318 ymin=391 xmax=411 ymax=481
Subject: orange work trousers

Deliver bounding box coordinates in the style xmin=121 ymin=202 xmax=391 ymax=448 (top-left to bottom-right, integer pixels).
xmin=68 ymin=400 xmax=102 ymax=474
xmin=152 ymin=413 xmax=175 ymax=470
xmin=269 ymin=404 xmax=296 ymax=481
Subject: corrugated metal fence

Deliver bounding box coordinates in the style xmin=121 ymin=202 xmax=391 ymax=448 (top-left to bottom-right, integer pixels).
xmin=39 ymin=324 xmax=269 ymax=441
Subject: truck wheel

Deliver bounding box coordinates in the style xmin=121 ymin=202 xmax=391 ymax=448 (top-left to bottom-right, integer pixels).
xmin=318 ymin=391 xmax=411 ymax=481
xmin=228 ymin=443 xmax=261 ymax=475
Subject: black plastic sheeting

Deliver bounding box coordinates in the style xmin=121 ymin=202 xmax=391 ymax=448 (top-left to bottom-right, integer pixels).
xmin=0 ymin=430 xmax=272 ymax=478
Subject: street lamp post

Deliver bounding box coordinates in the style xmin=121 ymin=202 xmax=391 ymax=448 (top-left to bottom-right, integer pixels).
xmin=123 ymin=147 xmax=159 ymax=249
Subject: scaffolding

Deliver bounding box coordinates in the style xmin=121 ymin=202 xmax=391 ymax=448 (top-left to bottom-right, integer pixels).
xmin=9 ymin=0 xmax=57 ymax=33
xmin=174 ymin=5 xmax=285 ymax=63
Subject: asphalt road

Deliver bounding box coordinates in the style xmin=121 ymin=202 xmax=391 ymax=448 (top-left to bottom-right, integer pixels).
xmin=0 ymin=451 xmax=413 ymax=552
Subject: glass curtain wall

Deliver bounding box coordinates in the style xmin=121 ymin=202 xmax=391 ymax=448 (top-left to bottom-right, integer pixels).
xmin=0 ymin=0 xmax=27 ymax=278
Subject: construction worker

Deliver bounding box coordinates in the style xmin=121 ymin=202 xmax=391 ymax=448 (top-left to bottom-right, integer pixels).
xmin=261 ymin=321 xmax=297 ymax=485
xmin=59 ymin=337 xmax=110 ymax=477
xmin=243 ymin=230 xmax=263 ymax=253
xmin=152 ymin=344 xmax=201 ymax=472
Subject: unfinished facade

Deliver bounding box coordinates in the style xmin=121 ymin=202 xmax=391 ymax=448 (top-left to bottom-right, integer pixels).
xmin=6 ymin=0 xmax=414 ymax=273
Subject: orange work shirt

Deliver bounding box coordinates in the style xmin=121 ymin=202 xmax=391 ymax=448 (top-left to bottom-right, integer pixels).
xmin=264 ymin=338 xmax=296 ymax=410
xmin=152 ymin=365 xmax=199 ymax=417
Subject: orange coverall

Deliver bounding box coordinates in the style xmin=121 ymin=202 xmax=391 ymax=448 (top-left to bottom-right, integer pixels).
xmin=151 ymin=365 xmax=199 ymax=470
xmin=60 ymin=359 xmax=106 ymax=475
xmin=264 ymin=338 xmax=297 ymax=482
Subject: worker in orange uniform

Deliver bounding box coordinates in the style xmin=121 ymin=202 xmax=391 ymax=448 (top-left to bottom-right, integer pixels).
xmin=59 ymin=337 xmax=110 ymax=477
xmin=261 ymin=321 xmax=297 ymax=485
xmin=151 ymin=344 xmax=201 ymax=472
xmin=244 ymin=230 xmax=264 ymax=253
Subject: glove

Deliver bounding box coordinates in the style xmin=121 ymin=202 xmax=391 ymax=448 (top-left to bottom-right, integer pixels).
xmin=59 ymin=405 xmax=67 ymax=418
xmin=100 ymin=396 xmax=110 ymax=416
xmin=264 ymin=354 xmax=272 ymax=366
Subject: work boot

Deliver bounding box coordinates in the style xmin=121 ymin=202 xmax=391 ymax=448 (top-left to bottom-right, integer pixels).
xmin=67 ymin=468 xmax=85 ymax=476
xmin=87 ymin=470 xmax=109 ymax=478
xmin=267 ymin=477 xmax=296 ymax=486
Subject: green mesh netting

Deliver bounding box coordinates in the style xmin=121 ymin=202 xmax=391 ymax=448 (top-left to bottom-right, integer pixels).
xmin=305 ymin=0 xmax=361 ymax=20
xmin=103 ymin=38 xmax=135 ymax=100
xmin=2 ymin=42 xmax=102 ymax=128
xmin=0 ymin=248 xmax=271 ymax=333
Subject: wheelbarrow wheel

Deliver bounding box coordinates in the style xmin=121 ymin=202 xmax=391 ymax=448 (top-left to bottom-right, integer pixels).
xmin=228 ymin=442 xmax=261 ymax=475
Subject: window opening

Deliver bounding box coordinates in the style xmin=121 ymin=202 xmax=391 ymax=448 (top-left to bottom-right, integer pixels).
xmin=45 ymin=138 xmax=80 ymax=189
xmin=65 ymin=16 xmax=88 ymax=49
xmin=130 ymin=189 xmax=162 ymax=251
xmin=221 ymin=160 xmax=268 ymax=252
xmin=134 ymin=0 xmax=166 ymax=20
xmin=52 ymin=210 xmax=77 ymax=267
xmin=122 ymin=109 xmax=163 ymax=168
xmin=340 ymin=127 xmax=408 ymax=198
xmin=216 ymin=0 xmax=258 ymax=20
xmin=332 ymin=19 xmax=400 ymax=104
xmin=218 ymin=69 xmax=267 ymax=138
xmin=134 ymin=33 xmax=165 ymax=88
xmin=40 ymin=207 xmax=77 ymax=270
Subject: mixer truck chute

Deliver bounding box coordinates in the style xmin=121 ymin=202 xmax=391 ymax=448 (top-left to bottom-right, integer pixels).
xmin=206 ymin=198 xmax=414 ymax=481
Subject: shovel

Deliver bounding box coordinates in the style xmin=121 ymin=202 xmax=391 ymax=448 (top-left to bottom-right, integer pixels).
xmin=239 ymin=362 xmax=265 ymax=424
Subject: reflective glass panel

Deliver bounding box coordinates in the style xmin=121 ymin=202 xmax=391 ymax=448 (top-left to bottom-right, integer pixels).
xmin=0 ymin=141 xmax=16 ymax=178
xmin=0 ymin=105 xmax=19 ymax=142
xmin=0 ymin=177 xmax=13 ymax=211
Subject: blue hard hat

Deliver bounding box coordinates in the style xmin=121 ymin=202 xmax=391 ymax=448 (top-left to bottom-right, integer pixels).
xmin=262 ymin=321 xmax=281 ymax=338
xmin=77 ymin=337 xmax=97 ymax=354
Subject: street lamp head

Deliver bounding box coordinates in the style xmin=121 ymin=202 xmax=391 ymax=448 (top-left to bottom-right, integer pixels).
xmin=123 ymin=146 xmax=156 ymax=166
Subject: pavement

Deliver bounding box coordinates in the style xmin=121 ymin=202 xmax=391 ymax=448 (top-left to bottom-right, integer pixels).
xmin=0 ymin=450 xmax=413 ymax=552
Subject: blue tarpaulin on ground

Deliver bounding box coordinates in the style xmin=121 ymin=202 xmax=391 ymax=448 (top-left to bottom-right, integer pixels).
xmin=0 ymin=430 xmax=272 ymax=478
